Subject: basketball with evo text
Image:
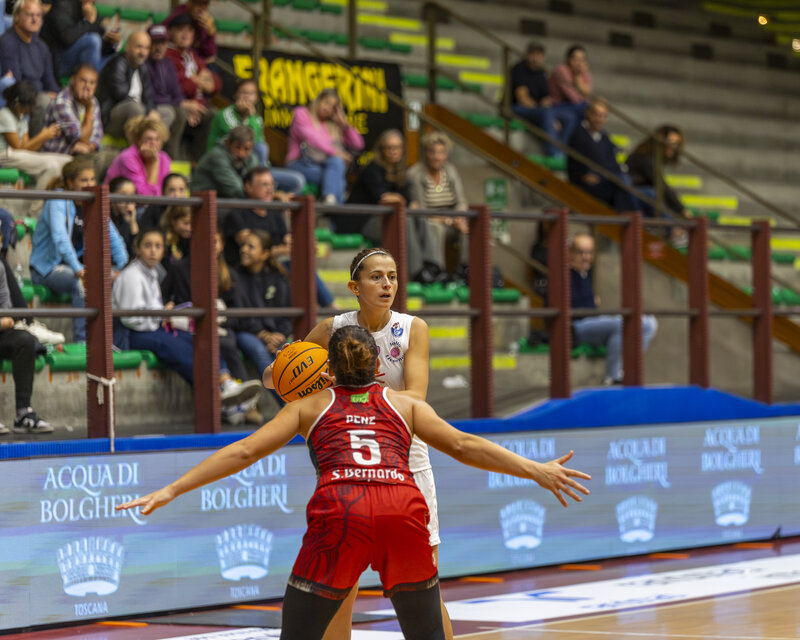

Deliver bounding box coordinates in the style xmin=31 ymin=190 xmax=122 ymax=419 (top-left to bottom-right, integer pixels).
xmin=272 ymin=341 xmax=332 ymax=402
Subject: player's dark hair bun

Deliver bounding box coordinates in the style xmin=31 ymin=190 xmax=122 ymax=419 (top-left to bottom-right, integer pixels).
xmin=329 ymin=325 xmax=378 ymax=387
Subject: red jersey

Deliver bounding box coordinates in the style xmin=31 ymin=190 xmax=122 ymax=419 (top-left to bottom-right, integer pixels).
xmin=307 ymin=383 xmax=416 ymax=490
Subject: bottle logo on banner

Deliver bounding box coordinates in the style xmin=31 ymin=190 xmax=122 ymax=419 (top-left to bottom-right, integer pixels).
xmin=616 ymin=496 xmax=658 ymax=543
xmin=701 ymin=425 xmax=764 ymax=474
xmin=201 ymin=456 xmax=293 ymax=515
xmin=499 ymin=500 xmax=545 ymax=550
xmin=605 ymin=437 xmax=671 ymax=488
xmin=712 ymin=481 xmax=752 ymax=526
xmin=216 ymin=524 xmax=274 ymax=581
xmin=57 ymin=537 xmax=125 ymax=597
xmin=488 ymin=438 xmax=555 ymax=488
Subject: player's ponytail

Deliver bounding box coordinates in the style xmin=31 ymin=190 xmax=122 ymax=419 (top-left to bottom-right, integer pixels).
xmin=329 ymin=325 xmax=379 ymax=387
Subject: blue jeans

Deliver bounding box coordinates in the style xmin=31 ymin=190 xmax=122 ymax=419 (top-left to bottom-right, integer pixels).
xmin=288 ymin=155 xmax=346 ymax=202
xmin=572 ymin=314 xmax=658 ymax=380
xmin=271 ymin=167 xmax=307 ymax=194
xmin=31 ymin=265 xmax=85 ymax=342
xmin=55 ymin=33 xmax=112 ymax=79
xmin=512 ymin=103 xmax=579 ymax=156
xmin=236 ymin=331 xmax=275 ymax=379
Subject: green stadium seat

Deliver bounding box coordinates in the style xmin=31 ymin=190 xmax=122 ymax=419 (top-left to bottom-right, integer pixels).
xmin=528 ymin=154 xmax=567 ymax=172
xmin=421 ymin=285 xmax=454 ymax=304
xmin=517 ymin=337 xmax=550 ymax=354
xmin=0 ymin=167 xmax=20 ymax=183
xmin=1 ymin=356 xmax=45 ymax=374
xmin=305 ymin=29 xmax=334 ymax=44
xmin=772 ymin=252 xmax=795 ymax=265
xmin=406 ymin=281 xmax=424 ymax=297
xmin=216 ymin=19 xmax=252 ymax=34
xmin=15 ymin=222 xmax=26 ymax=239
xmin=333 ymin=33 xmax=350 ymax=46
xmin=314 ymin=228 xmax=334 ymax=242
xmin=273 ymin=0 xmax=291 ymax=5
xmin=359 ymin=36 xmax=388 ymax=50
xmin=330 ymin=233 xmax=366 ymax=250
xmin=781 ymin=288 xmax=800 ymax=305
xmin=137 ymin=350 xmax=165 ymax=369
xmin=403 ymin=73 xmax=428 ymax=88
xmin=119 ymin=8 xmax=150 ymax=21
xmin=46 ymin=347 xmax=143 ymax=372
xmin=387 ymin=42 xmax=413 ymax=54
xmin=151 ymin=11 xmax=168 ymax=23
xmin=96 ymin=3 xmax=117 ymax=18
xmin=320 ymin=3 xmax=343 ymax=13
xmin=291 ymin=0 xmax=319 ymax=11
xmin=726 ymin=245 xmax=751 ymax=261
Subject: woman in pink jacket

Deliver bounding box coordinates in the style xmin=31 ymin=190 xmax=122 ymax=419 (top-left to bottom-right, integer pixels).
xmin=286 ymin=88 xmax=364 ymax=204
xmin=105 ymin=115 xmax=172 ymax=196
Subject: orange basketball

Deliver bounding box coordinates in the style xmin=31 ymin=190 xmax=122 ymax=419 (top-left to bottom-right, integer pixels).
xmin=272 ymin=341 xmax=332 ymax=402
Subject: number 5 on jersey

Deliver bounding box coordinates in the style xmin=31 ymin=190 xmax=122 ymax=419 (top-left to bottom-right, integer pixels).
xmin=349 ymin=430 xmax=381 ymax=466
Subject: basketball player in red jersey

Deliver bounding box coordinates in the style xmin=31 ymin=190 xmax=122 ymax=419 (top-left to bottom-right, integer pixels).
xmin=119 ymin=326 xmax=591 ymax=640
xmin=263 ymin=248 xmax=445 ymax=639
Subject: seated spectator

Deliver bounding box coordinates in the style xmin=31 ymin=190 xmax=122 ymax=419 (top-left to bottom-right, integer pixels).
xmin=30 ymin=157 xmax=128 ymax=342
xmin=145 ymin=24 xmax=209 ymax=162
xmin=509 ymin=43 xmax=577 ymax=157
xmin=567 ymin=101 xmax=638 ymax=213
xmin=0 ymin=81 xmax=71 ymax=189
xmin=160 ymin=204 xmax=191 ymax=268
xmin=286 ymin=87 xmax=364 ymax=204
xmin=140 ymin=171 xmax=187 ymax=229
xmin=207 ymin=79 xmax=267 ymax=165
xmin=191 ymin=125 xmax=256 ymax=198
xmin=232 ymin=229 xmax=291 ymax=380
xmin=0 ymin=59 xmax=16 ymax=109
xmin=407 ymin=131 xmax=469 ymax=283
xmin=569 ymin=233 xmax=657 ymax=385
xmin=108 ymin=176 xmax=137 ymax=256
xmin=40 ymin=0 xmax=119 ymax=79
xmin=0 ymin=0 xmax=59 ymax=135
xmin=112 ymin=227 xmax=262 ymax=411
xmin=97 ymin=30 xmax=156 ymax=140
xmin=626 ymin=124 xmax=692 ymax=223
xmin=548 ymin=45 xmax=592 ymax=118
xmin=164 ymin=0 xmax=217 ymax=66
xmin=0 ymin=224 xmax=52 ymax=434
xmin=42 ymin=63 xmax=102 ymax=156
xmin=104 ymin=115 xmax=171 ymax=196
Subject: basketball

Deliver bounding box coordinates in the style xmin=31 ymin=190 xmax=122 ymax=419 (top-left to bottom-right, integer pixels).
xmin=272 ymin=341 xmax=332 ymax=402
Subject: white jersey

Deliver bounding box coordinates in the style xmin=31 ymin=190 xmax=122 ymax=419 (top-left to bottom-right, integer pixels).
xmin=332 ymin=310 xmax=431 ymax=473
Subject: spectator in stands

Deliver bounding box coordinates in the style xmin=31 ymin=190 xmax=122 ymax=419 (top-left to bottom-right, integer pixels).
xmin=509 ymin=43 xmax=577 ymax=157
xmin=0 ymin=60 xmax=15 ymax=109
xmin=286 ymin=87 xmax=364 ymax=204
xmin=207 ymin=79 xmax=267 ymax=165
xmin=191 ymin=125 xmax=256 ymax=198
xmin=0 ymin=81 xmax=71 ymax=189
xmin=626 ymin=124 xmax=692 ymax=222
xmin=97 ymin=30 xmax=157 ymax=139
xmin=30 ymin=157 xmax=128 ymax=343
xmin=108 ymin=176 xmax=138 ymax=256
xmin=0 ymin=225 xmax=52 ymax=434
xmin=146 ymin=24 xmax=209 ymax=162
xmin=104 ymin=115 xmax=171 ymax=196
xmin=231 ymin=229 xmax=291 ymax=381
xmin=407 ymin=131 xmax=468 ymax=283
xmin=42 ymin=63 xmax=102 ymax=156
xmin=0 ymin=0 xmax=58 ymax=135
xmin=140 ymin=172 xmax=187 ymax=229
xmin=164 ymin=0 xmax=217 ymax=66
xmin=40 ymin=0 xmax=120 ymax=79
xmin=112 ymin=227 xmax=262 ymax=412
xmin=567 ymin=101 xmax=638 ymax=213
xmin=569 ymin=232 xmax=657 ymax=385
xmin=160 ymin=205 xmax=191 ymax=268
xmin=548 ymin=45 xmax=592 ymax=118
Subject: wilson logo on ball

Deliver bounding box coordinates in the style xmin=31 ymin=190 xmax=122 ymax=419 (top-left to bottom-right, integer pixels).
xmin=272 ymin=342 xmax=332 ymax=402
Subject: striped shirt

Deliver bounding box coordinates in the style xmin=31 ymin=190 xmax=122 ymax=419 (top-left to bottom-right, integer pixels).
xmin=421 ymin=170 xmax=457 ymax=210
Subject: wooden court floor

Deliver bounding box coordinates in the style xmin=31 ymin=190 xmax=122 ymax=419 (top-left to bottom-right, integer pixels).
xmin=9 ymin=537 xmax=800 ymax=639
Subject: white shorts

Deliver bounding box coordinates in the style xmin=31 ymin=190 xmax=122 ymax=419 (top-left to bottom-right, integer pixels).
xmin=413 ymin=467 xmax=440 ymax=546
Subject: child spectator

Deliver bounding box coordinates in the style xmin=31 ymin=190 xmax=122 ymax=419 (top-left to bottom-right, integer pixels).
xmin=0 ymin=81 xmax=71 ymax=189
xmin=112 ymin=227 xmax=261 ymax=410
xmin=30 ymin=157 xmax=128 ymax=343
xmin=160 ymin=205 xmax=191 ymax=268
xmin=231 ymin=229 xmax=291 ymax=380
xmin=105 ymin=114 xmax=171 ymax=196
xmin=140 ymin=172 xmax=188 ymax=230
xmin=207 ymin=79 xmax=266 ymax=163
xmin=108 ymin=176 xmax=138 ymax=257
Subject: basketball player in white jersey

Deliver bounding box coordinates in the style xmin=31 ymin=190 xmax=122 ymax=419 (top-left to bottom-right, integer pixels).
xmin=262 ymin=247 xmax=452 ymax=639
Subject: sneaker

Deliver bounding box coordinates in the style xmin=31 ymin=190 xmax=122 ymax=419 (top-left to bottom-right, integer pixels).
xmin=0 ymin=423 xmax=8 ymax=435
xmin=16 ymin=320 xmax=65 ymax=345
xmin=221 ymin=404 xmax=247 ymax=426
xmin=323 ymin=194 xmax=338 ymax=205
xmin=13 ymin=408 xmax=54 ymax=434
xmin=220 ymin=379 xmax=263 ymax=408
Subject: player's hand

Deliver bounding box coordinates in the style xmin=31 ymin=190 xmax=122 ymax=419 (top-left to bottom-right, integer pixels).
xmin=534 ymin=451 xmax=591 ymax=507
xmin=319 ymin=363 xmax=336 ymax=386
xmin=115 ymin=486 xmax=176 ymax=516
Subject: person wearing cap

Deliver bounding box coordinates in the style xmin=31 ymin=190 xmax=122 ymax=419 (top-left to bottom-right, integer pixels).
xmin=164 ymin=0 xmax=216 ymax=66
xmin=146 ymin=22 xmax=209 ymax=160
xmin=40 ymin=0 xmax=120 ymax=79
xmin=41 ymin=62 xmax=102 ymax=155
xmin=165 ymin=13 xmax=220 ymax=108
xmin=97 ymin=30 xmax=159 ymax=139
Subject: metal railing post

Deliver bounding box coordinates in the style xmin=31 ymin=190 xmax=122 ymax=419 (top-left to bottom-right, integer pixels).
xmin=252 ymin=13 xmax=263 ymax=94
xmin=751 ymin=220 xmax=773 ymax=403
xmin=688 ymin=216 xmax=710 ymax=387
xmin=621 ymin=212 xmax=644 ymax=386
xmin=83 ymin=185 xmax=113 ymax=441
xmin=383 ymin=201 xmax=408 ymax=314
xmin=290 ymin=195 xmax=317 ymax=338
xmin=191 ymin=191 xmax=220 ymax=433
xmin=547 ymin=207 xmax=571 ymax=398
xmin=424 ymin=2 xmax=437 ymax=104
xmin=502 ymin=45 xmax=511 ymax=146
xmin=348 ymin=0 xmax=357 ymax=58
xmin=469 ymin=204 xmax=493 ymax=417
xmin=262 ymin=0 xmax=272 ymax=47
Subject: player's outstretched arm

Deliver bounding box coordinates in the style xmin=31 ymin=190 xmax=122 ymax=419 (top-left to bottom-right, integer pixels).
xmin=410 ymin=399 xmax=591 ymax=507
xmin=116 ymin=403 xmax=303 ymax=516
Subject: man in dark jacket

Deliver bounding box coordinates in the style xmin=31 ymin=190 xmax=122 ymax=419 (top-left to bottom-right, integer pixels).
xmin=96 ymin=30 xmax=157 ymax=138
xmin=40 ymin=0 xmax=120 ymax=78
xmin=566 ymin=101 xmax=638 ymax=213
